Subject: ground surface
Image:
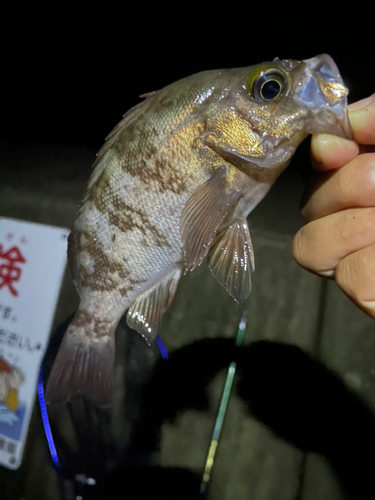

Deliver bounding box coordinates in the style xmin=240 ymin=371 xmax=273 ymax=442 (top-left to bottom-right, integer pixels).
xmin=1 ymin=140 xmax=374 ymax=500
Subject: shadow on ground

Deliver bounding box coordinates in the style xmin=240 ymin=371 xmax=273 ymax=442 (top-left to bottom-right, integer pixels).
xmin=44 ymin=331 xmax=375 ymax=500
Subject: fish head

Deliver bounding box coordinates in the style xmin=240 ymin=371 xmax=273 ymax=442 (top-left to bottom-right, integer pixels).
xmin=208 ymin=54 xmax=352 ymax=170
xmin=289 ymin=54 xmax=352 ymax=139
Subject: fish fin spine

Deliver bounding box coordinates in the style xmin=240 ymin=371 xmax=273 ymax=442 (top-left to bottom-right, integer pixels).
xmin=180 ymin=165 xmax=242 ymax=273
xmin=127 ymin=268 xmax=181 ymax=342
xmin=208 ymin=217 xmax=254 ymax=302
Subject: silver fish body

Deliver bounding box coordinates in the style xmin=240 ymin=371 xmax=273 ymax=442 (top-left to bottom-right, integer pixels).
xmin=46 ymin=54 xmax=351 ymax=405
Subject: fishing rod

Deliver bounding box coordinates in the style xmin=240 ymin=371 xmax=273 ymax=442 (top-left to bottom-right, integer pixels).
xmin=38 ymin=313 xmax=247 ymax=498
xmin=200 ymin=309 xmax=248 ymax=496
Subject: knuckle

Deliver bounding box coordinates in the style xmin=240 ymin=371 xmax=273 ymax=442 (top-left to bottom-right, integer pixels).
xmin=340 ymin=208 xmax=375 ymax=241
xmin=293 ymin=224 xmax=329 ymax=274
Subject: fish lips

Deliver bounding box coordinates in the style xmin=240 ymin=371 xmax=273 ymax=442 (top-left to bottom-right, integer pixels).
xmin=294 ymin=54 xmax=353 ymax=140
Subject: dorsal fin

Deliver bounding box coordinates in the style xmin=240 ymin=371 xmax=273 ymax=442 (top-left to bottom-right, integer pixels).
xmin=81 ymin=94 xmax=157 ymax=209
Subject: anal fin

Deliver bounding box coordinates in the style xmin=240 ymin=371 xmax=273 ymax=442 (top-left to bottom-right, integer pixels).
xmin=127 ymin=268 xmax=182 ymax=343
xmin=208 ymin=217 xmax=254 ymax=303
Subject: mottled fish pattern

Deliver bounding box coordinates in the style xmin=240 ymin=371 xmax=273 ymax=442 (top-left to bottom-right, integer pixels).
xmin=46 ymin=55 xmax=351 ymax=405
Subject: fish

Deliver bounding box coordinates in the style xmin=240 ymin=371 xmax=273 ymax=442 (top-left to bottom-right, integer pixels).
xmin=45 ymin=54 xmax=352 ymax=406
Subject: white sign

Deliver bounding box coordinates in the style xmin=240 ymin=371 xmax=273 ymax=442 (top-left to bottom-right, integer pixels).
xmin=0 ymin=217 xmax=68 ymax=469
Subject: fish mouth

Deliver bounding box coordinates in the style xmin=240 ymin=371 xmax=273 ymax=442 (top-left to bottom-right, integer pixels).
xmin=294 ymin=54 xmax=352 ymax=140
xmin=228 ymin=142 xmax=296 ymax=169
xmin=205 ymin=140 xmax=296 ymax=171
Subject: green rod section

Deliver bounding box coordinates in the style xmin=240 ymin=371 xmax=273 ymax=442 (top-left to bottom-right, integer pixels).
xmin=200 ymin=310 xmax=248 ymax=495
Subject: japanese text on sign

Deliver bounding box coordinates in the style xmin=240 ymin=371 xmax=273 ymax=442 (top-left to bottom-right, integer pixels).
xmin=0 ymin=436 xmax=17 ymax=455
xmin=0 ymin=245 xmax=26 ymax=297
xmin=0 ymin=328 xmax=42 ymax=353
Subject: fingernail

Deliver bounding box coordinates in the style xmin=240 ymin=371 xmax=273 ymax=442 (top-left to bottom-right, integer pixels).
xmin=348 ymin=94 xmax=375 ymax=111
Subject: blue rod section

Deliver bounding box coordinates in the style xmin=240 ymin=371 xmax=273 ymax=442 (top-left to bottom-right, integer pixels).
xmin=37 ymin=365 xmax=61 ymax=470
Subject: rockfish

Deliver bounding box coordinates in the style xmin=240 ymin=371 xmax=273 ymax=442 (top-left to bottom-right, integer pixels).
xmin=46 ymin=54 xmax=352 ymax=405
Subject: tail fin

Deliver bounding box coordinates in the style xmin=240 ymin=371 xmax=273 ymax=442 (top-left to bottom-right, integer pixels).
xmin=45 ymin=322 xmax=115 ymax=407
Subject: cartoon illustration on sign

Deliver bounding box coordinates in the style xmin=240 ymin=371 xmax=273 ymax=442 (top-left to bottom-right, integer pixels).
xmin=0 ymin=356 xmax=26 ymax=439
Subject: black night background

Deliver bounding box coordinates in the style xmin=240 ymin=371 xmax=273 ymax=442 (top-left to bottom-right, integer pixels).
xmin=2 ymin=3 xmax=375 ymax=500
xmin=2 ymin=3 xmax=372 ymax=150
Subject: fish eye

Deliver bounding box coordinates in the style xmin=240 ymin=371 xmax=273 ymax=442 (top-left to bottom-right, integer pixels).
xmin=247 ymin=67 xmax=288 ymax=102
xmin=260 ymin=77 xmax=282 ymax=100
xmin=253 ymin=72 xmax=286 ymax=101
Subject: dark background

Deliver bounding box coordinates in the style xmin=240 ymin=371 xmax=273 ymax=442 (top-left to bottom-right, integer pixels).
xmin=2 ymin=3 xmax=373 ymax=152
xmin=2 ymin=6 xmax=375 ymax=499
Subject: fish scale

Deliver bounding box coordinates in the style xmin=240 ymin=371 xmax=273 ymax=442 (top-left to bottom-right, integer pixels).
xmin=46 ymin=54 xmax=352 ymax=406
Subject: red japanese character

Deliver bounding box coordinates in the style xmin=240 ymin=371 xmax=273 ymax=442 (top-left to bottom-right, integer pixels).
xmin=0 ymin=245 xmax=26 ymax=297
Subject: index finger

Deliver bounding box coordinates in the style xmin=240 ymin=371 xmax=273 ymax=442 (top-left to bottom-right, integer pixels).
xmin=348 ymin=93 xmax=375 ymax=145
xmin=311 ymin=134 xmax=359 ymax=171
xmin=310 ymin=93 xmax=375 ymax=172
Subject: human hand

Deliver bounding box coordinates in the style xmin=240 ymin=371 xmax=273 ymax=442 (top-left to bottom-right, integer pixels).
xmin=293 ymin=94 xmax=375 ymax=318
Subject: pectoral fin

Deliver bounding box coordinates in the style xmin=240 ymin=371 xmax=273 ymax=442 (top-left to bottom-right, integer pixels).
xmin=180 ymin=166 xmax=241 ymax=272
xmin=208 ymin=218 xmax=254 ymax=303
xmin=127 ymin=268 xmax=182 ymax=343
